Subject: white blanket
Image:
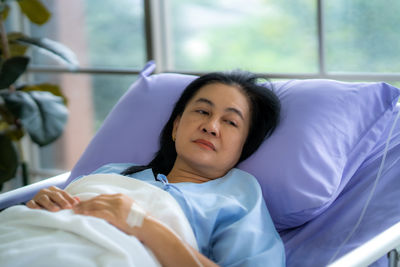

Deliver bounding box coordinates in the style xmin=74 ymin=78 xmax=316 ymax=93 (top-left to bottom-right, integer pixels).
xmin=0 ymin=174 xmax=198 ymax=267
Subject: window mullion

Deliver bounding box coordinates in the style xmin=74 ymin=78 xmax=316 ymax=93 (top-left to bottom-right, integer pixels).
xmin=317 ymin=0 xmax=326 ymax=76
xmin=144 ymin=0 xmax=170 ymax=73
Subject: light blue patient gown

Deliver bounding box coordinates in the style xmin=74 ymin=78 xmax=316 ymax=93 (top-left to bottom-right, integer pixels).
xmin=84 ymin=163 xmax=285 ymax=267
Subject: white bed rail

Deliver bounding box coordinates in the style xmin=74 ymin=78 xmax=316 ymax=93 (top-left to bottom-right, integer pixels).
xmin=327 ymin=221 xmax=400 ymax=267
xmin=0 ymin=172 xmax=70 ymax=210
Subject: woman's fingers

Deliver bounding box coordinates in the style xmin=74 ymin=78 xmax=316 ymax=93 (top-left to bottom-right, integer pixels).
xmin=47 ymin=186 xmax=79 ymax=207
xmin=26 ymin=199 xmax=41 ymax=209
xmin=27 ymin=186 xmax=79 ymax=212
xmin=36 ymin=193 xmax=61 ymax=211
xmin=50 ymin=189 xmax=76 ymax=208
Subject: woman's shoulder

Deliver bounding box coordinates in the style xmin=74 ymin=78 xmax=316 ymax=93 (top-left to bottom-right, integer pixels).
xmin=221 ymin=168 xmax=262 ymax=192
xmin=183 ymin=168 xmax=263 ymax=208
xmin=228 ymin=168 xmax=258 ymax=180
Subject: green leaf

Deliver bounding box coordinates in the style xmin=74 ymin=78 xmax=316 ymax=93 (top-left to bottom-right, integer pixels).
xmin=17 ymin=0 xmax=51 ymax=25
xmin=8 ymin=32 xmax=29 ymax=57
xmin=7 ymin=32 xmax=26 ymax=42
xmin=0 ymin=99 xmax=16 ymax=124
xmin=2 ymin=90 xmax=68 ymax=146
xmin=0 ymin=90 xmax=33 ymax=121
xmin=15 ymin=37 xmax=78 ymax=68
xmin=0 ymin=119 xmax=25 ymax=141
xmin=0 ymin=133 xmax=18 ymax=184
xmin=9 ymin=42 xmax=29 ymax=57
xmin=0 ymin=56 xmax=30 ymax=89
xmin=20 ymin=83 xmax=68 ymax=105
xmin=6 ymin=127 xmax=25 ymax=141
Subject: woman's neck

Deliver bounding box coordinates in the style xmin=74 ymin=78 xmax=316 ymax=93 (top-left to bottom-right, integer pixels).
xmin=167 ymin=167 xmax=212 ymax=183
xmin=166 ymin=155 xmax=233 ymax=183
xmin=167 ymin=162 xmax=228 ymax=183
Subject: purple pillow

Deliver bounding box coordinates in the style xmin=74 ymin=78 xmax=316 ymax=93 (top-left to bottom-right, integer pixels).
xmin=239 ymin=79 xmax=400 ymax=230
xmin=68 ymin=61 xmax=400 ymax=230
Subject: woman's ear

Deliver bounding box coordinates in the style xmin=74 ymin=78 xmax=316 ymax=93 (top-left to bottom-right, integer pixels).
xmin=172 ymin=115 xmax=181 ymax=140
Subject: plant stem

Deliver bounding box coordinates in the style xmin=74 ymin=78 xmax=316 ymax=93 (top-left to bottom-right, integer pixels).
xmin=16 ymin=138 xmax=24 ymax=160
xmin=21 ymin=161 xmax=29 ymax=186
xmin=16 ymin=140 xmax=29 ymax=185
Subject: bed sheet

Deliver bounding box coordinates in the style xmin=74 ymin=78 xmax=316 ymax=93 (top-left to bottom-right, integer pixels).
xmin=0 ymin=174 xmax=197 ymax=266
xmin=281 ymin=106 xmax=400 ymax=267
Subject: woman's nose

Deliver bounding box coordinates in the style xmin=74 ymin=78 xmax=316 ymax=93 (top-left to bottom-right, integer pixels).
xmin=202 ymin=119 xmax=219 ymax=137
xmin=202 ymin=127 xmax=217 ymax=136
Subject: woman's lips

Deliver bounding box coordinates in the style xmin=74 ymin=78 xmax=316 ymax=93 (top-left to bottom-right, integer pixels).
xmin=193 ymin=139 xmax=215 ymax=151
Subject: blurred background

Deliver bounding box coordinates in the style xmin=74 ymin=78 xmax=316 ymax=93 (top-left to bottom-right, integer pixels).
xmin=2 ymin=0 xmax=400 ymax=191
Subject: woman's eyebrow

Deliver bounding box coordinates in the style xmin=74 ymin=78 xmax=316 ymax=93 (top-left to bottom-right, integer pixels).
xmin=195 ymin=98 xmax=244 ymax=121
xmin=226 ymin=107 xmax=244 ymax=121
xmin=195 ymin=98 xmax=214 ymax=106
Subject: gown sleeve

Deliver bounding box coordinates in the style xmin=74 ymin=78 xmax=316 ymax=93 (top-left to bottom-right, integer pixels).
xmin=209 ymin=170 xmax=285 ymax=267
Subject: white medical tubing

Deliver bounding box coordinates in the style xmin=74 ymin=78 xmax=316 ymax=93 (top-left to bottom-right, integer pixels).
xmin=126 ymin=202 xmax=146 ymax=227
xmin=328 ymin=108 xmax=400 ymax=265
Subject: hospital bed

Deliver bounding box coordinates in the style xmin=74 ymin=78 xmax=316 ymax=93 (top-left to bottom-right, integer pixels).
xmin=1 ymin=61 xmax=400 ymax=266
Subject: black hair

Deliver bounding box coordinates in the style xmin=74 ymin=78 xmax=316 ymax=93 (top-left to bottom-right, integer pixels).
xmin=121 ymin=70 xmax=281 ymax=176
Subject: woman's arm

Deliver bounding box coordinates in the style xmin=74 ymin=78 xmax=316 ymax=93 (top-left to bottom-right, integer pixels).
xmin=72 ymin=193 xmax=219 ymax=267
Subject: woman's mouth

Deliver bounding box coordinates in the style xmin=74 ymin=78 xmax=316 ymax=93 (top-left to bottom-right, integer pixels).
xmin=193 ymin=139 xmax=215 ymax=151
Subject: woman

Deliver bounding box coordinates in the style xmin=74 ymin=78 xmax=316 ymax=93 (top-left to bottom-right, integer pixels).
xmin=26 ymin=70 xmax=285 ymax=266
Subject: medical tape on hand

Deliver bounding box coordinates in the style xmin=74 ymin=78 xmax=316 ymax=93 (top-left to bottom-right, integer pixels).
xmin=126 ymin=202 xmax=146 ymax=227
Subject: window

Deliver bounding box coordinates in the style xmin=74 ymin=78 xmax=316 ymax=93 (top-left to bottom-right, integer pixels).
xmin=166 ymin=0 xmax=318 ymax=73
xmin=16 ymin=0 xmax=145 ymax=182
xmin=4 ymin=0 xmax=400 ymax=185
xmin=33 ymin=73 xmax=136 ymax=171
xmin=30 ymin=0 xmax=146 ymax=69
xmin=324 ymin=0 xmax=400 ymax=73
xmin=150 ymin=0 xmax=400 ymax=80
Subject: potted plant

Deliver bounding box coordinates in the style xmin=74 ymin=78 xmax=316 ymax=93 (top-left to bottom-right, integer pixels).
xmin=0 ymin=0 xmax=78 ymax=190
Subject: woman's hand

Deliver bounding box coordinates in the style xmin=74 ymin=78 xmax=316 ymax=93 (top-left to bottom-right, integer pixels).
xmin=72 ymin=193 xmax=135 ymax=235
xmin=26 ymin=186 xmax=80 ymax=212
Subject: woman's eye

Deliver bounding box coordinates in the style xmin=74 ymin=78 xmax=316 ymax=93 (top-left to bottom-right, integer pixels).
xmin=196 ymin=110 xmax=209 ymax=115
xmin=226 ymin=120 xmax=237 ymax=127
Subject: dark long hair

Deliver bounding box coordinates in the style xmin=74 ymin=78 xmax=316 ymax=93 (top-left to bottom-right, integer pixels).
xmin=122 ymin=70 xmax=281 ymax=176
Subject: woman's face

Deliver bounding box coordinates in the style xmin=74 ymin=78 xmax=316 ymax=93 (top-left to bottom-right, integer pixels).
xmin=172 ymin=83 xmax=251 ymax=178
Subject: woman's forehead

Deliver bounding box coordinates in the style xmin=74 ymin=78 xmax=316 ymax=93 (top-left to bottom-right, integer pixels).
xmin=189 ymin=83 xmax=250 ymax=112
